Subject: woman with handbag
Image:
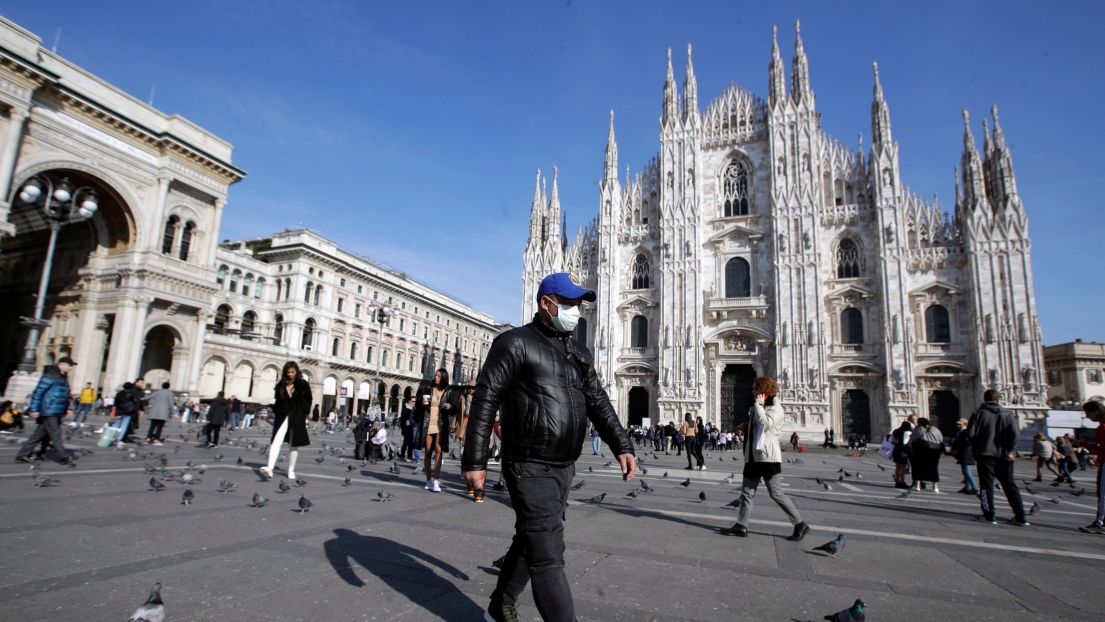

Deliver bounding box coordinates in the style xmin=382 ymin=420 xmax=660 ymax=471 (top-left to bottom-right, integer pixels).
xmin=718 ymin=376 xmax=810 ymax=541
xmin=260 ymin=361 xmax=312 ymax=480
xmin=414 ymin=368 xmax=462 ymax=493
xmin=909 ymin=417 xmax=943 ymax=493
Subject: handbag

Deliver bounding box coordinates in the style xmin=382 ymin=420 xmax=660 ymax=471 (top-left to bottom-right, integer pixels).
xmin=97 ymin=424 xmax=120 ymax=447
xmin=878 ymin=438 xmax=895 ymax=459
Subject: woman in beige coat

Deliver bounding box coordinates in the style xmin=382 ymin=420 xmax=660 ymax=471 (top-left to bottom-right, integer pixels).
xmin=719 ymin=376 xmax=810 ymax=541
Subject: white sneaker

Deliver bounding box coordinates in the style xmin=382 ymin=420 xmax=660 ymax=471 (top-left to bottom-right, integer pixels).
xmin=432 ymin=479 xmax=442 ymax=492
xmin=287 ymin=471 xmax=296 ymax=480
xmin=424 ymin=480 xmax=434 ymax=491
xmin=909 ymin=485 xmax=920 ymax=492
xmin=933 ymin=485 xmax=941 ymax=494
xmin=259 ymin=467 xmax=273 ymax=479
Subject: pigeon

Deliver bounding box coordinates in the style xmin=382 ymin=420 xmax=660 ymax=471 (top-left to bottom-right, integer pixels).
xmin=197 ymin=464 xmax=208 ymax=475
xmin=732 ymin=456 xmax=740 ymax=461
xmin=663 ymin=471 xmax=669 ymax=478
xmin=1024 ymin=483 xmax=1035 ymax=494
xmin=601 ymin=452 xmax=605 ymax=458
xmin=1050 ymin=497 xmax=1062 ymax=505
xmin=894 ymin=489 xmax=909 ymax=499
xmin=377 ymin=490 xmax=393 ymax=502
xmin=838 ymin=475 xmax=844 ymax=482
xmin=816 ymin=477 xmax=823 ymax=486
xmin=148 ymin=477 xmax=166 ymax=492
xmin=387 ymin=463 xmax=399 ymax=474
xmin=603 ymin=461 xmax=612 ymax=468
xmin=314 ymin=456 xmax=325 ymax=465
xmin=251 ymin=492 xmax=268 ymax=507
xmin=298 ymin=495 xmax=313 ymax=512
xmin=813 ymin=534 xmax=846 ymax=558
xmin=698 ymin=491 xmax=707 ymax=503
xmin=492 ymin=477 xmax=506 ymax=492
xmin=1073 ymin=488 xmax=1086 ymax=497
xmin=128 ymin=582 xmax=165 ymax=622
xmin=719 ymin=457 xmax=724 ymax=462
xmin=838 ymin=468 xmax=845 ymax=473
xmin=339 ymin=457 xmax=347 ymax=465
xmin=128 ymin=449 xmax=138 ymax=461
xmin=626 ymin=488 xmax=640 ymax=499
xmin=640 ymin=468 xmax=648 ymax=475
xmin=413 ymin=464 xmax=425 ymax=475
xmin=278 ymin=480 xmax=291 ymax=494
xmin=855 ymin=473 xmax=863 ymax=479
xmin=181 ymin=473 xmax=197 ymax=485
xmin=823 ymin=483 xmax=833 ymax=491
xmin=213 ymin=452 xmax=225 ymax=462
xmin=295 ymin=476 xmax=308 ymax=488
xmin=217 ymin=478 xmax=237 ymax=493
xmin=680 ymin=478 xmax=691 ymax=488
xmin=144 ymin=463 xmax=157 ymax=474
xmin=824 ymin=598 xmax=865 ymax=622
xmin=181 ymin=489 xmax=194 ymax=505
xmin=236 ymin=456 xmax=244 ymax=466
xmin=162 ymin=471 xmax=175 ymax=482
xmin=341 ymin=476 xmax=352 ymax=487
xmin=186 ymin=460 xmax=195 ymax=470
xmin=588 ymin=466 xmax=593 ymax=473
xmin=33 ymin=473 xmax=59 ymax=487
xmin=449 ymin=450 xmax=458 ymax=460
xmin=640 ymin=480 xmax=655 ymax=493
xmin=583 ymin=493 xmax=607 ymax=505
xmin=876 ymin=463 xmax=886 ymax=471
xmin=347 ymin=465 xmax=356 ymax=472
xmin=570 ymin=480 xmax=586 ymax=491
xmin=1028 ymin=502 xmax=1040 ymax=516
xmin=844 ymin=471 xmax=853 ymax=477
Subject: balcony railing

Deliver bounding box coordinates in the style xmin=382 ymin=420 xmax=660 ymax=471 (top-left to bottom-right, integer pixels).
xmin=707 ymin=295 xmax=768 ymax=311
xmin=915 ymin=342 xmax=965 ymax=356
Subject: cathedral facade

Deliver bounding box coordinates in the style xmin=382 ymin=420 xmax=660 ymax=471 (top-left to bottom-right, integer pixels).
xmin=521 ymin=24 xmax=1047 ymax=440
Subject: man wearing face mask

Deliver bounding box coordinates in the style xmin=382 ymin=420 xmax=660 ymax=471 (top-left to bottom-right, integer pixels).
xmin=463 ymin=272 xmax=636 ymax=622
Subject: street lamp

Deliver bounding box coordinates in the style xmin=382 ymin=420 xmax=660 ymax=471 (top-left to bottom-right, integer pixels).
xmin=14 ymin=175 xmax=98 ymax=371
xmin=367 ymin=303 xmax=396 ymax=405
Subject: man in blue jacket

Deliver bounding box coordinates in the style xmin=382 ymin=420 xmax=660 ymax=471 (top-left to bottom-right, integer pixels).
xmin=15 ymin=357 xmax=76 ymax=464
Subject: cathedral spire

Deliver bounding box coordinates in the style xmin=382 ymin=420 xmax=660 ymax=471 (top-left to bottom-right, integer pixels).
xmin=548 ymin=165 xmax=561 ymax=240
xmin=870 ymin=62 xmax=892 ymax=146
xmin=790 ymin=21 xmax=813 ymax=106
xmin=960 ymin=109 xmax=987 ymax=208
xmin=769 ymin=25 xmax=786 ymax=108
xmin=662 ymin=47 xmax=680 ymax=127
xmin=604 ymin=110 xmax=618 ymax=181
xmin=683 ymin=44 xmax=698 ymax=123
xmin=528 ymin=169 xmax=543 ymax=242
xmin=989 ymin=104 xmax=1022 ymax=211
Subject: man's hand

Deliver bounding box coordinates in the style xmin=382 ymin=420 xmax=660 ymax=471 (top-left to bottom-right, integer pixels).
xmin=27 ymin=412 xmax=38 ymax=419
xmin=464 ymin=470 xmax=486 ymax=492
xmin=1006 ymin=453 xmax=1016 ymax=462
xmin=617 ymin=453 xmax=637 ymax=482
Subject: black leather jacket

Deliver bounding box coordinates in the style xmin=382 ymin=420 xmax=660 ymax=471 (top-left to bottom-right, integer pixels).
xmin=462 ymin=317 xmax=634 ymax=471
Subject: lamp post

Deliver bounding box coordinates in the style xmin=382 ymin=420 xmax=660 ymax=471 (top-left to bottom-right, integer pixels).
xmin=13 ymin=175 xmax=98 ymax=372
xmin=367 ymin=303 xmax=396 ymax=406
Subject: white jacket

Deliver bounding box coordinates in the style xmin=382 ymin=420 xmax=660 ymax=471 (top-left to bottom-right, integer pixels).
xmin=745 ymin=402 xmax=783 ymax=464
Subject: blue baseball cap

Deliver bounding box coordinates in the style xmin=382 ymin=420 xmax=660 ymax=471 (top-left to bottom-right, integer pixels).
xmin=536 ymin=273 xmax=596 ymax=302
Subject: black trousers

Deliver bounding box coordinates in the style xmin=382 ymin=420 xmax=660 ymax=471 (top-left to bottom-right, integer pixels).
xmin=686 ymin=437 xmax=704 ymax=468
xmin=204 ymin=423 xmax=221 ymax=446
xmin=977 ymin=456 xmax=1026 ymax=521
xmin=493 ymin=461 xmax=575 ymax=622
xmin=16 ymin=416 xmax=68 ymax=460
xmin=146 ymin=419 xmax=165 ymax=441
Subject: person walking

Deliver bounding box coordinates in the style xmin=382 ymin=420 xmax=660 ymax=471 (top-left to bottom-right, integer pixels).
xmin=1055 ymin=436 xmax=1078 ymax=485
xmin=205 ymin=392 xmax=229 ymax=448
xmin=1077 ymin=400 xmax=1105 ymax=534
xmin=1031 ymin=432 xmax=1061 ymax=482
xmin=72 ymin=382 xmax=96 ymax=428
xmin=128 ymin=378 xmax=149 ymax=443
xmin=719 ymin=376 xmax=810 ymax=541
xmin=399 ymin=395 xmax=418 ymax=461
xmin=229 ymin=395 xmax=242 ymax=430
xmin=909 ymin=417 xmax=943 ymax=493
xmin=891 ymin=416 xmax=916 ymax=489
xmin=260 ymin=361 xmax=312 ymax=480
xmin=590 ymin=423 xmax=602 ymax=455
xmin=951 ymin=418 xmax=978 ymax=494
xmin=967 ymin=390 xmax=1029 ymax=526
xmin=456 ymin=380 xmax=476 ymax=455
xmin=144 ymin=382 xmax=175 ymax=445
xmin=462 ymin=272 xmax=636 ymax=622
xmin=415 ymin=369 xmax=461 ymax=493
xmin=113 ymin=382 xmax=139 ymax=444
xmin=790 ymin=431 xmax=800 ymax=452
xmin=14 ymin=357 xmax=76 ymax=464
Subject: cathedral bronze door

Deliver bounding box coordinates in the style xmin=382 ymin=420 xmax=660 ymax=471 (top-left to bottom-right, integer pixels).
xmin=627 ymin=386 xmax=649 ymax=427
xmin=720 ymin=364 xmax=756 ymax=430
xmin=841 ymin=389 xmax=872 ymax=439
xmin=928 ymin=390 xmax=960 ymax=439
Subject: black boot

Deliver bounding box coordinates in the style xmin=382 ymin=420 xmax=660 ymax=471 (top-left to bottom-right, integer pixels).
xmin=786 ymin=522 xmax=810 ymax=542
xmin=718 ymin=524 xmax=748 ymax=537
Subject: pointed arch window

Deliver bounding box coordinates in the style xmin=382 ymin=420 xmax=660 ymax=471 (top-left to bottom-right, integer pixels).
xmin=162 ymin=215 xmax=179 ymax=255
xmin=836 ymin=238 xmax=862 ymax=278
xmin=725 ymin=257 xmax=751 ymax=298
xmin=925 ymin=305 xmax=951 ymax=343
xmin=229 ymin=269 xmax=241 ymax=293
xmin=178 ymin=222 xmax=195 ymax=261
xmin=273 ymin=313 xmax=284 ymax=344
xmin=301 ymin=318 xmax=316 ymax=349
xmin=722 ymin=161 xmax=750 ymax=216
xmin=631 ymin=315 xmax=648 ymax=348
xmin=841 ymin=308 xmax=864 ymax=345
xmin=630 ymin=253 xmax=650 ymax=289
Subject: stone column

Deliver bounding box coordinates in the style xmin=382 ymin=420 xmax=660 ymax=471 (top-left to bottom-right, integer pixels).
xmin=186 ymin=311 xmax=212 ymax=395
xmin=103 ymin=298 xmax=137 ymax=393
xmin=0 ymin=107 xmax=29 ymax=235
xmin=125 ymin=296 xmax=155 ymax=382
xmin=71 ymin=297 xmax=106 ymax=388
xmin=205 ymin=198 xmax=226 ymax=267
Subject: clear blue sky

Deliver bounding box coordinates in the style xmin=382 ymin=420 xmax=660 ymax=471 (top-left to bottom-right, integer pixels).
xmin=4 ymin=1 xmax=1101 ymax=342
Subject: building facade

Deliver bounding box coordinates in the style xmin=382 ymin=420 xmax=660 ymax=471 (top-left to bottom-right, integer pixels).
xmin=522 ymin=24 xmax=1048 ymax=439
xmin=1043 ymin=340 xmax=1105 ymax=408
xmin=203 ymin=230 xmax=495 ymax=415
xmin=0 ymin=17 xmax=497 ymax=410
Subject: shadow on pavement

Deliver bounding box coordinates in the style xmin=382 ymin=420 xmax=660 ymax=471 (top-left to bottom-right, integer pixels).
xmin=323 ymin=528 xmax=483 ymax=619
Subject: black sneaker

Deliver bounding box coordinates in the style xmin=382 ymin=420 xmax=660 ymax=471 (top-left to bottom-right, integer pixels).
xmin=1077 ymin=524 xmax=1105 ymax=535
xmin=786 ymin=522 xmax=810 ymax=542
xmin=484 ymin=598 xmax=519 ymax=622
xmin=1007 ymin=517 xmax=1030 ymax=527
xmin=976 ymin=515 xmax=997 ymax=525
xmin=718 ymin=524 xmax=748 ymax=537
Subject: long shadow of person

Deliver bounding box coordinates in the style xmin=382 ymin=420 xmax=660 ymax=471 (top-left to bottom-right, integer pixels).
xmin=324 ymin=528 xmax=483 ymax=620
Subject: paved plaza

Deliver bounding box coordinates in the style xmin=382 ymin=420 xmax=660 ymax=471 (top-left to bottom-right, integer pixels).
xmin=1 ymin=418 xmax=1103 ymax=622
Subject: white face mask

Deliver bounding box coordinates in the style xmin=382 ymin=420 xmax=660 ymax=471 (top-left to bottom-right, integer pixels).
xmin=550 ymin=302 xmax=581 ymax=333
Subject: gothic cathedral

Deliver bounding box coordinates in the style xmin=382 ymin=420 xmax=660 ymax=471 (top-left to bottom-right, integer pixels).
xmin=521 ymin=23 xmax=1047 ymax=440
